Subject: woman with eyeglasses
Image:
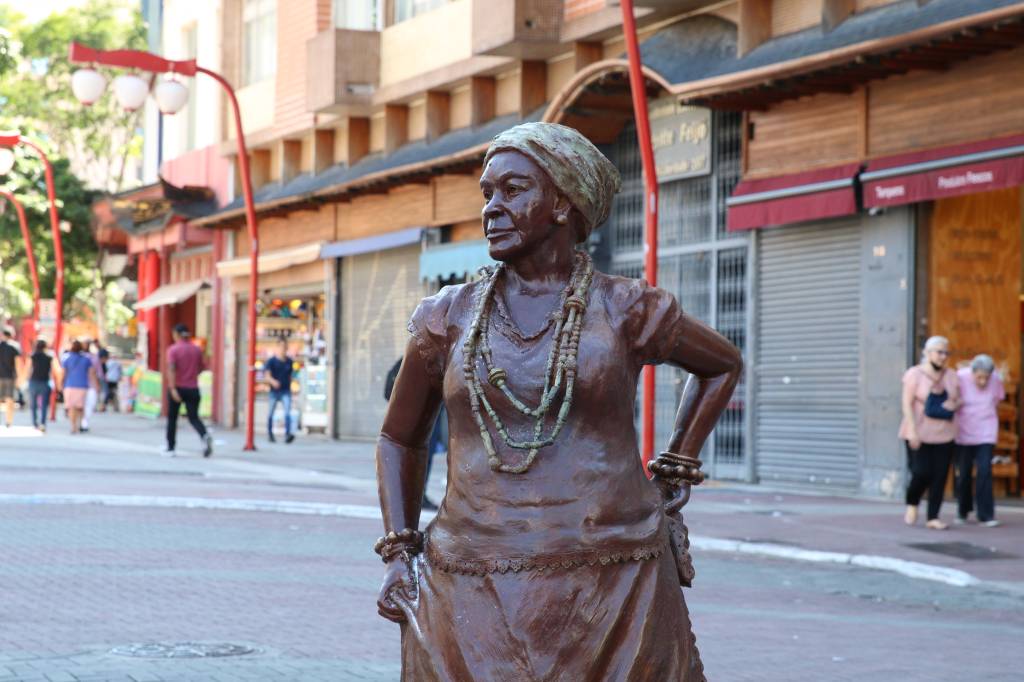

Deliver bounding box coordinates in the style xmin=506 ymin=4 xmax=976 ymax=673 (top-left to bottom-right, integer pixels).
xmin=899 ymin=336 xmax=961 ymax=529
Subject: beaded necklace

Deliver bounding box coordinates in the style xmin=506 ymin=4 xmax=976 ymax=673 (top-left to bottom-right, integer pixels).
xmin=464 ymin=251 xmax=594 ymax=474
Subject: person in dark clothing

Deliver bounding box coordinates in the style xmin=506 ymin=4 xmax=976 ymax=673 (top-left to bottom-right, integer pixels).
xmin=165 ymin=324 xmax=212 ymax=457
xmin=28 ymin=339 xmax=56 ymax=431
xmin=384 ymin=358 xmax=402 ymax=401
xmin=264 ymin=339 xmax=295 ymax=443
xmin=0 ymin=328 xmax=21 ymax=428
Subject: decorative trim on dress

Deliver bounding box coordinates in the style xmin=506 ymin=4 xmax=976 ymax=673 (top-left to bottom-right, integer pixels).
xmin=425 ymin=538 xmax=667 ymax=575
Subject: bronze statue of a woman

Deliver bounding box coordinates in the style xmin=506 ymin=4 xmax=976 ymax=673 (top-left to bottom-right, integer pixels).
xmin=375 ymin=122 xmax=742 ymax=681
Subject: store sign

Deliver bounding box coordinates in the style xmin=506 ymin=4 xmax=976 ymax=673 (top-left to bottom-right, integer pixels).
xmin=649 ymin=99 xmax=712 ymax=182
xmin=36 ymin=298 xmax=57 ymax=342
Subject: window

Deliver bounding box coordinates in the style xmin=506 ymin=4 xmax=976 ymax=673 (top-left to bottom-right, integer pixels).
xmin=242 ymin=0 xmax=276 ymax=86
xmin=334 ymin=0 xmax=382 ymax=30
xmin=392 ymin=0 xmax=448 ymax=24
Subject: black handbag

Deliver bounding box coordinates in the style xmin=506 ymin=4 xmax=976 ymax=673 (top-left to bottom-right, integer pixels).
xmin=923 ymin=370 xmax=955 ymax=421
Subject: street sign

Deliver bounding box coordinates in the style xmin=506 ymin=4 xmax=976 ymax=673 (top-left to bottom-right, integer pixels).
xmin=37 ymin=298 xmax=57 ymax=343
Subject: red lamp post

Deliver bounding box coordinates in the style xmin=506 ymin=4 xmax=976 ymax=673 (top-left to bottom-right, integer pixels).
xmin=0 ymin=133 xmax=66 ymax=361
xmin=68 ymin=42 xmax=261 ymax=451
xmin=620 ymin=0 xmax=660 ymax=470
xmin=0 ymin=189 xmax=42 ymax=321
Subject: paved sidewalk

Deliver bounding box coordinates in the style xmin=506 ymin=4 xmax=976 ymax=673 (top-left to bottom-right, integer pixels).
xmin=3 ymin=408 xmax=1022 ymax=593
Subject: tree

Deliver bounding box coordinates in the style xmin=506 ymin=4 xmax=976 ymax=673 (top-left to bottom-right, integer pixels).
xmin=0 ymin=1 xmax=146 ymax=192
xmin=0 ymin=1 xmax=145 ymax=326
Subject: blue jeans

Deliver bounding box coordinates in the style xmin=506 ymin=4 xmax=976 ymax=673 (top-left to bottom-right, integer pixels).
xmin=955 ymin=443 xmax=996 ymax=522
xmin=29 ymin=380 xmax=50 ymax=427
xmin=267 ymin=390 xmax=292 ymax=436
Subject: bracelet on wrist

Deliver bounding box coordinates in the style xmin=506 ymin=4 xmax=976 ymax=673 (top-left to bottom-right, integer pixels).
xmin=373 ymin=528 xmax=424 ymax=563
xmin=648 ymin=451 xmax=705 ymax=485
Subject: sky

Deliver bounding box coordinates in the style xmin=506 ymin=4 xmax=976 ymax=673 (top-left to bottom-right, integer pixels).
xmin=7 ymin=0 xmax=88 ymax=23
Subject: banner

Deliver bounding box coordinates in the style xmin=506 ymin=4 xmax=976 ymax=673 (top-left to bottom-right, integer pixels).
xmin=134 ymin=370 xmax=163 ymax=419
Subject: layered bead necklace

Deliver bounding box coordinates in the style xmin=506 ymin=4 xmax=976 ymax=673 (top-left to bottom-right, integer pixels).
xmin=464 ymin=251 xmax=594 ymax=474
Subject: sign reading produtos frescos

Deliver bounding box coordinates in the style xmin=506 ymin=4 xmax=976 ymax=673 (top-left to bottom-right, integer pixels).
xmin=649 ymin=99 xmax=712 ymax=183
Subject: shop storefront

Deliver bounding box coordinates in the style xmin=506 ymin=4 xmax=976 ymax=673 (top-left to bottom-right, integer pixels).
xmin=862 ymin=135 xmax=1024 ymax=496
xmin=323 ymin=227 xmax=425 ymax=439
xmin=217 ymin=242 xmax=329 ymax=433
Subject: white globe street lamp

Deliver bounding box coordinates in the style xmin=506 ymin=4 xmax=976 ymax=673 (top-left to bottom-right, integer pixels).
xmin=112 ymin=74 xmax=150 ymax=111
xmin=0 ymin=148 xmax=14 ymax=175
xmin=70 ymin=68 xmax=107 ymax=105
xmin=154 ymin=79 xmax=189 ymax=115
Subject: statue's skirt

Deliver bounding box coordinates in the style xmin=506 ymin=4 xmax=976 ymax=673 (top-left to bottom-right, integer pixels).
xmin=396 ymin=550 xmax=706 ymax=681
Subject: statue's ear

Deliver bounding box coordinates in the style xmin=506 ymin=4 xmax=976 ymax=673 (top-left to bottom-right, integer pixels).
xmin=552 ymin=194 xmax=572 ymax=224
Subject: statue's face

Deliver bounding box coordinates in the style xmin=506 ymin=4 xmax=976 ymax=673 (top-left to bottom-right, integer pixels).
xmin=479 ymin=151 xmax=564 ymax=262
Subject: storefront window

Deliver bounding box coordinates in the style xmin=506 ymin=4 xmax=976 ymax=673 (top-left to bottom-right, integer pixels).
xmin=253 ymin=295 xmax=328 ymax=432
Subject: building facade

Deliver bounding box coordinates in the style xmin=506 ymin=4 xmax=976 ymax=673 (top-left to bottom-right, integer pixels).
xmin=128 ymin=0 xmax=1023 ymax=498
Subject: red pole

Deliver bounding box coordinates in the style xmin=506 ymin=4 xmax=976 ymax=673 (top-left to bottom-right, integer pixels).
xmin=197 ymin=66 xmax=259 ymax=451
xmin=0 ymin=190 xmax=41 ymax=321
xmin=620 ymin=0 xmax=659 ymax=470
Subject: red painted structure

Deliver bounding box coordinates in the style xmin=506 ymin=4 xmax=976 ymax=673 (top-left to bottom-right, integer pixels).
xmin=0 ymin=133 xmax=65 ymax=358
xmin=619 ymin=0 xmax=660 ymax=469
xmin=70 ymin=42 xmax=261 ymax=450
xmin=0 ymin=190 xmax=41 ymax=321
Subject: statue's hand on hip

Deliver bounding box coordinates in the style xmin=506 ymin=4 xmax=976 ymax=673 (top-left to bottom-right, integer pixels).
xmin=377 ymin=555 xmax=418 ymax=623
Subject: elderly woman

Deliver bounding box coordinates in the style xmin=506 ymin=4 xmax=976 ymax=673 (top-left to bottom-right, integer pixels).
xmin=899 ymin=336 xmax=961 ymax=529
xmin=375 ymin=122 xmax=742 ymax=680
xmin=955 ymin=354 xmax=1004 ymax=527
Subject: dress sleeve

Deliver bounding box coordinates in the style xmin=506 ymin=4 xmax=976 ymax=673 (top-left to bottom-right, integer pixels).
xmin=407 ymin=286 xmax=455 ymax=384
xmin=623 ymin=280 xmax=686 ymax=366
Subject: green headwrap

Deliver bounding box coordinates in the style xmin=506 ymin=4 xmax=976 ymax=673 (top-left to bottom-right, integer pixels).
xmin=484 ymin=122 xmax=622 ymax=242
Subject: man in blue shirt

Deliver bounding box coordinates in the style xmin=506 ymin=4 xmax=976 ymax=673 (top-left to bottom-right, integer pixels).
xmin=264 ymin=339 xmax=295 ymax=443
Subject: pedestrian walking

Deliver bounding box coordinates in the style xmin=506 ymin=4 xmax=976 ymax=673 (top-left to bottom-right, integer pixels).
xmin=264 ymin=339 xmax=295 ymax=443
xmin=165 ymin=323 xmax=212 ymax=457
xmin=954 ymin=354 xmax=1004 ymax=527
xmin=28 ymin=339 xmax=57 ymax=432
xmin=81 ymin=340 xmax=105 ymax=432
xmin=100 ymin=349 xmax=123 ymax=413
xmin=0 ymin=328 xmax=21 ymax=428
xmin=899 ymin=336 xmax=961 ymax=529
xmin=61 ymin=340 xmax=98 ymax=434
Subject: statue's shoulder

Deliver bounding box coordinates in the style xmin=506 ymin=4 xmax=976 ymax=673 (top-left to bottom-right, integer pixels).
xmin=413 ymin=280 xmax=480 ymax=322
xmin=592 ymin=271 xmax=668 ymax=311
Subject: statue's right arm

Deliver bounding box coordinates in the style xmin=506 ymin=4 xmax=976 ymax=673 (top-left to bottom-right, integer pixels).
xmin=377 ymin=335 xmax=443 ymax=535
xmin=375 ymin=336 xmax=443 ymax=623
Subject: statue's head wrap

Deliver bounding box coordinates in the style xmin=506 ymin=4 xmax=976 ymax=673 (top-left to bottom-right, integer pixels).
xmin=484 ymin=122 xmax=621 ymax=242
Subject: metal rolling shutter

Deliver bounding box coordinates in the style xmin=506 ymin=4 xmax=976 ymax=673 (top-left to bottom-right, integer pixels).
xmin=337 ymin=244 xmax=424 ymax=438
xmin=755 ymin=219 xmax=862 ymax=489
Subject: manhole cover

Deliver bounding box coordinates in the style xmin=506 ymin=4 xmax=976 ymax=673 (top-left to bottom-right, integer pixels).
xmin=110 ymin=642 xmax=257 ymax=658
xmin=905 ymin=541 xmax=1018 ymax=561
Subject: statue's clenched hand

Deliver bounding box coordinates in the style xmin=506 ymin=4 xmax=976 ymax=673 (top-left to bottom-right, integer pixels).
xmin=377 ymin=556 xmax=417 ymax=623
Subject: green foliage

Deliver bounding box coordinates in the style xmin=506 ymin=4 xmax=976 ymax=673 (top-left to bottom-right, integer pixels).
xmin=0 ymin=137 xmax=98 ymax=316
xmin=0 ymin=0 xmax=145 ymax=325
xmin=0 ymin=0 xmax=146 ymax=192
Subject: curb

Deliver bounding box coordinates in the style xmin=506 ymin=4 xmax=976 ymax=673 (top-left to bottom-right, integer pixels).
xmin=0 ymin=492 xmax=987 ymax=590
xmin=688 ymin=536 xmax=979 ymax=588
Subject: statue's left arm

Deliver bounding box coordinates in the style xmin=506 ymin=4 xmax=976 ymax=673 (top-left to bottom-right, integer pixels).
xmin=663 ymin=313 xmax=743 ymax=462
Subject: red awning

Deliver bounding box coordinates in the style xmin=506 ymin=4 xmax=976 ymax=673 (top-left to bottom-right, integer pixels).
xmin=726 ymin=163 xmax=860 ymax=232
xmin=862 ymin=134 xmax=1024 ymax=208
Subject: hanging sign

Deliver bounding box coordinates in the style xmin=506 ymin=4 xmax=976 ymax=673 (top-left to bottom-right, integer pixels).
xmin=649 ymin=98 xmax=712 ymax=182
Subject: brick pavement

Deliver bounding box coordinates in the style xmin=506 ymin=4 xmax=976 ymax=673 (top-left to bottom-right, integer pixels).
xmin=3 ymin=408 xmax=1024 ymax=680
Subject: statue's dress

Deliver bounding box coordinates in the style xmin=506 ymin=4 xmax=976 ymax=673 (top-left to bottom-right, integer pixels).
xmin=398 ymin=272 xmax=706 ymax=682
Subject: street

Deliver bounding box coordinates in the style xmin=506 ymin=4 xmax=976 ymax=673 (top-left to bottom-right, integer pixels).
xmin=1 ymin=411 xmax=1022 ymax=681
